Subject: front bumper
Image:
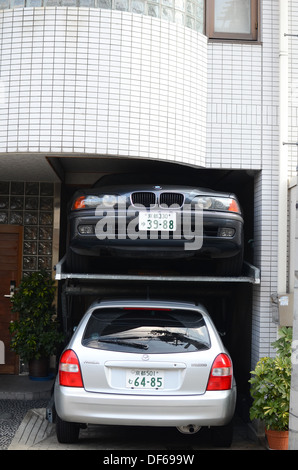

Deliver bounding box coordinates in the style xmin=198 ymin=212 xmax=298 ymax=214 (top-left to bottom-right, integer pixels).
xmin=69 ymin=209 xmax=243 ymax=260
xmin=54 ymin=383 xmax=237 ymax=428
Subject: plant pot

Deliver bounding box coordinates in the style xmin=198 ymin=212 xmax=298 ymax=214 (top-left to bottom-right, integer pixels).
xmin=265 ymin=428 xmax=289 ymax=450
xmin=28 ymin=357 xmax=49 ymax=379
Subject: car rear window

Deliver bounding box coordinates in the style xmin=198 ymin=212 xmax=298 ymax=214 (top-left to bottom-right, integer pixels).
xmin=82 ymin=308 xmax=211 ymax=354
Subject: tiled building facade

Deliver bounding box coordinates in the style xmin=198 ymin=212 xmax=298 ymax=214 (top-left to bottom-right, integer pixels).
xmin=206 ymin=3 xmax=280 ymax=363
xmin=0 ymin=1 xmax=297 ymax=369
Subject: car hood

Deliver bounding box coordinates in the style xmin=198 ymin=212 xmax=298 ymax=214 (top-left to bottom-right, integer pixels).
xmin=71 ymin=184 xmax=236 ymax=200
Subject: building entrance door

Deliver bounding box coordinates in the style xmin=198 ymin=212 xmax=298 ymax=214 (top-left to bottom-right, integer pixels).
xmin=0 ymin=226 xmax=23 ymax=374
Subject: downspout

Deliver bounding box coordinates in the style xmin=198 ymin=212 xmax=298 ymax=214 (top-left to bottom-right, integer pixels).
xmin=278 ymin=0 xmax=288 ymax=297
xmin=281 ymin=0 xmax=298 ymax=450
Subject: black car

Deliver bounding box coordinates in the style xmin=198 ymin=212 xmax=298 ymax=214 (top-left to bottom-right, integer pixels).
xmin=67 ymin=175 xmax=244 ymax=275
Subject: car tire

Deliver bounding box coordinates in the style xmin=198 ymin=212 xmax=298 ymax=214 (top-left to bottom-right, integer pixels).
xmin=210 ymin=420 xmax=234 ymax=448
xmin=56 ymin=415 xmax=80 ymax=444
xmin=66 ymin=249 xmax=90 ymax=273
xmin=216 ymin=246 xmax=244 ymax=276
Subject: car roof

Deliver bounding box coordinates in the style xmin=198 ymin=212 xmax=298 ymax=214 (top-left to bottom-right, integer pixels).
xmin=87 ymin=298 xmax=208 ymax=313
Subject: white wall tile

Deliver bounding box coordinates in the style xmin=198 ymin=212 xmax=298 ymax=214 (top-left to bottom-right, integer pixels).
xmin=2 ymin=8 xmax=208 ymax=163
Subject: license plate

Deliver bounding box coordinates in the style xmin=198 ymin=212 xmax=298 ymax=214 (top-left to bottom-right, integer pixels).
xmin=126 ymin=369 xmax=164 ymax=389
xmin=139 ymin=212 xmax=176 ymax=231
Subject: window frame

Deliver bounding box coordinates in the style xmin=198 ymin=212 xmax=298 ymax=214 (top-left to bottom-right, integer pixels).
xmin=206 ymin=0 xmax=259 ymax=41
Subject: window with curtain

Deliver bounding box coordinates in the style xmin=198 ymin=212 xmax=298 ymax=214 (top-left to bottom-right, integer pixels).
xmin=207 ymin=0 xmax=258 ymax=40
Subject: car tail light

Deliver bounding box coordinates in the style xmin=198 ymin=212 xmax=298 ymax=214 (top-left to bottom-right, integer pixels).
xmin=59 ymin=349 xmax=84 ymax=388
xmin=123 ymin=308 xmax=171 ymax=311
xmin=206 ymin=353 xmax=233 ymax=391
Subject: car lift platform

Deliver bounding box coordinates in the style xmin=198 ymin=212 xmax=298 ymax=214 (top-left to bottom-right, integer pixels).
xmin=54 ymin=256 xmax=260 ymax=342
xmin=55 ymin=256 xmax=260 ymax=285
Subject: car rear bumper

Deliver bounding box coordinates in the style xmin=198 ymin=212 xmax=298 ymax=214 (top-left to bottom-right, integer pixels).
xmin=54 ymin=383 xmax=236 ymax=428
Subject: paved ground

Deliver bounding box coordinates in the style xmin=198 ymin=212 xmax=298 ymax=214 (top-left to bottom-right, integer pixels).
xmin=7 ymin=410 xmax=267 ymax=451
xmin=0 ymin=374 xmax=54 ymax=450
xmin=0 ymin=400 xmax=48 ymax=450
xmin=0 ymin=374 xmax=267 ymax=451
xmin=0 ymin=374 xmax=54 ymax=401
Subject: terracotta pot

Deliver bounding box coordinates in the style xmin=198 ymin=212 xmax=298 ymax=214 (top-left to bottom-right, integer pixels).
xmin=28 ymin=357 xmax=49 ymax=378
xmin=265 ymin=428 xmax=289 ymax=450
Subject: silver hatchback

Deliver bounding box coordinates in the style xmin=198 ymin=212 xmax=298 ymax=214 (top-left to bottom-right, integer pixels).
xmin=54 ymin=299 xmax=237 ymax=447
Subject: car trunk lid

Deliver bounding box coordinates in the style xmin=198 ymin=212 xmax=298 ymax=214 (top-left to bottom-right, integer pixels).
xmin=79 ymin=349 xmax=213 ymax=396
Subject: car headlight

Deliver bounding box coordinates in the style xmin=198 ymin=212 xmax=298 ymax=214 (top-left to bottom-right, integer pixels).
xmin=101 ymin=195 xmax=118 ymax=207
xmin=193 ymin=196 xmax=241 ymax=214
xmin=72 ymin=195 xmax=118 ymax=210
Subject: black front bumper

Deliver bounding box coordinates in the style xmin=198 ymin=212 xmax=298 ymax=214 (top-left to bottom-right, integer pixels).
xmin=68 ymin=208 xmax=244 ymax=260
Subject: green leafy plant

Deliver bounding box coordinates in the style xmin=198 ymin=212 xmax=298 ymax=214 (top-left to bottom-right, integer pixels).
xmin=9 ymin=270 xmax=64 ymax=362
xmin=249 ymin=327 xmax=292 ymax=431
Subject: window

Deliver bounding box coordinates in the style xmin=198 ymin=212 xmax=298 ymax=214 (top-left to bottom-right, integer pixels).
xmin=82 ymin=308 xmax=211 ymax=354
xmin=207 ymin=0 xmax=258 ymax=41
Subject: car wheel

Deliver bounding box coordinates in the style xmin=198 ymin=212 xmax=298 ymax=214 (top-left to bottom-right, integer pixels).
xmin=210 ymin=420 xmax=234 ymax=448
xmin=216 ymin=247 xmax=244 ymax=276
xmin=56 ymin=415 xmax=80 ymax=444
xmin=66 ymin=249 xmax=90 ymax=273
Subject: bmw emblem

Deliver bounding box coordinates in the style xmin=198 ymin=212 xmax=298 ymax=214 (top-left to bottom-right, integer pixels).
xmin=153 ymin=185 xmax=162 ymax=190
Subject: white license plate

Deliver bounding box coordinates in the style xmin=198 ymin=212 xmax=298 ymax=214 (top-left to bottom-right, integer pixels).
xmin=139 ymin=212 xmax=176 ymax=231
xmin=126 ymin=369 xmax=164 ymax=389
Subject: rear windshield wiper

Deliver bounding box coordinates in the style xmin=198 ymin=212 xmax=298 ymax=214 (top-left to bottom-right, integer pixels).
xmin=97 ymin=338 xmax=149 ymax=350
xmin=151 ymin=330 xmax=210 ymax=350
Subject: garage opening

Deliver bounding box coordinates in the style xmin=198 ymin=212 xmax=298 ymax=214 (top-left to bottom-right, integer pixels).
xmin=53 ymin=157 xmax=257 ymax=420
xmin=50 ymin=157 xmax=256 ymax=269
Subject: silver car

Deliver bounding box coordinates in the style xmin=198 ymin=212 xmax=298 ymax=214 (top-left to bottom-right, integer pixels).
xmin=54 ymin=299 xmax=237 ymax=447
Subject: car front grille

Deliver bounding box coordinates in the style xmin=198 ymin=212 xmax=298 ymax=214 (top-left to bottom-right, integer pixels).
xmin=159 ymin=193 xmax=184 ymax=207
xmin=131 ymin=192 xmax=156 ymax=207
xmin=131 ymin=192 xmax=184 ymax=208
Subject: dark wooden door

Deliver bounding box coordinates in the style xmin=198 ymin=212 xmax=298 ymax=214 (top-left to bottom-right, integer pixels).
xmin=0 ymin=226 xmax=23 ymax=374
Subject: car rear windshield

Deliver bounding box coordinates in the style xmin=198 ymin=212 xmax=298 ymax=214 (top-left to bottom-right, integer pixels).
xmin=82 ymin=308 xmax=211 ymax=354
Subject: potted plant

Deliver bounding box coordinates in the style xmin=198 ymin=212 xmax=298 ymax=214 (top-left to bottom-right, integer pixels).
xmin=249 ymin=327 xmax=292 ymax=450
xmin=9 ymin=270 xmax=64 ymax=379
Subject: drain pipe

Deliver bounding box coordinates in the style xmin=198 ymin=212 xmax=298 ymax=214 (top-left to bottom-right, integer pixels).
xmin=278 ymin=0 xmax=288 ymax=298
xmin=282 ymin=0 xmax=298 ymax=451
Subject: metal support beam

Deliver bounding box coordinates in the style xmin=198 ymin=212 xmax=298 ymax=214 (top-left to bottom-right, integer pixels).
xmin=54 ymin=256 xmax=260 ymax=285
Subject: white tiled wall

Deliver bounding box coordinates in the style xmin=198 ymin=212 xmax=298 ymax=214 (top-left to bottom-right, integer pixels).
xmin=206 ymin=1 xmax=280 ymax=365
xmin=288 ymin=0 xmax=298 ymax=177
xmin=0 ymin=7 xmax=207 ymax=165
xmin=206 ymin=43 xmax=264 ymax=170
